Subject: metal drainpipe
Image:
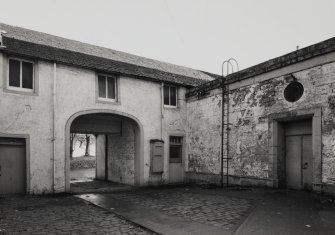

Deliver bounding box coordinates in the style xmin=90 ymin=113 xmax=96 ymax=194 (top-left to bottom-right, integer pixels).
xmin=105 ymin=134 xmax=108 ymax=181
xmin=52 ymin=62 xmax=57 ymax=194
xmin=161 ymin=82 xmax=164 ymax=139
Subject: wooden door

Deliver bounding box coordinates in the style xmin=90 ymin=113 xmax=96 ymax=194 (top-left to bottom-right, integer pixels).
xmin=285 ymin=120 xmax=313 ymax=190
xmin=302 ymin=135 xmax=313 ymax=190
xmin=285 ymin=136 xmax=302 ymax=189
xmin=0 ymin=138 xmax=26 ymax=194
xmin=169 ymin=136 xmax=183 ymax=184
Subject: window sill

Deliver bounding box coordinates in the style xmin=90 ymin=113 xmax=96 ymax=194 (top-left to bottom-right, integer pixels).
xmin=3 ymin=87 xmax=37 ymax=96
xmin=96 ymin=98 xmax=121 ymax=105
xmin=164 ymin=105 xmax=180 ymax=111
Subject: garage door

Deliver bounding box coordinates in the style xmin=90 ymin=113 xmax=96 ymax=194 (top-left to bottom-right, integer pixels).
xmin=0 ymin=137 xmax=26 ymax=194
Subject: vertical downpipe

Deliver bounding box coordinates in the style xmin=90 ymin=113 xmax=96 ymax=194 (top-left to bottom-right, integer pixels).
xmin=105 ymin=134 xmax=108 ymax=181
xmin=161 ymin=82 xmax=165 ymax=181
xmin=52 ymin=62 xmax=57 ymax=194
xmin=161 ymin=82 xmax=164 ymax=139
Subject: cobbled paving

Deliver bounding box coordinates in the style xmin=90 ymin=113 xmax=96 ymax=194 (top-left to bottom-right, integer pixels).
xmin=111 ymin=189 xmax=253 ymax=229
xmin=0 ymin=195 xmax=155 ymax=235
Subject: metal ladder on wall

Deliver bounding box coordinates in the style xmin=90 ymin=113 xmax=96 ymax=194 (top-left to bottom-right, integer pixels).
xmin=221 ymin=58 xmax=239 ymax=187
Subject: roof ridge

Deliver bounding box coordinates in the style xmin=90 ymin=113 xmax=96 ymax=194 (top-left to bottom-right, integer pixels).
xmin=2 ymin=36 xmax=208 ymax=87
xmin=0 ymin=22 xmax=215 ymax=80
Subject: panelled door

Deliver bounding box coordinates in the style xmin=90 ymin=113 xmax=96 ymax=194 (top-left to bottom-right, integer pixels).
xmin=285 ymin=120 xmax=313 ymax=190
xmin=169 ymin=136 xmax=184 ymax=183
xmin=0 ymin=138 xmax=26 ymax=194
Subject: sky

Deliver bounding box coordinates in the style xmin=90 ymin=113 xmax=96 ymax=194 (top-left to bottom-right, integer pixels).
xmin=0 ymin=0 xmax=334 ymax=75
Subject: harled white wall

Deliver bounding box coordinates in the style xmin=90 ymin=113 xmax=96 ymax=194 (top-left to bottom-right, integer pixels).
xmin=0 ymin=52 xmax=188 ymax=194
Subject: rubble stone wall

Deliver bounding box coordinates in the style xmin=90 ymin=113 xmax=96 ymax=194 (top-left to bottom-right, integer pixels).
xmin=186 ymin=60 xmax=335 ymax=191
xmin=186 ymin=89 xmax=222 ymax=183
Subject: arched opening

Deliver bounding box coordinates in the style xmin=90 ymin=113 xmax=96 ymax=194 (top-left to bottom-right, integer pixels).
xmin=65 ymin=110 xmax=144 ymax=193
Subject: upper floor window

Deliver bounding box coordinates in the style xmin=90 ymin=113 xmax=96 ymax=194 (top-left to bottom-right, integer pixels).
xmin=98 ymin=74 xmax=116 ymax=101
xmin=8 ymin=58 xmax=34 ymax=91
xmin=164 ymin=84 xmax=177 ymax=107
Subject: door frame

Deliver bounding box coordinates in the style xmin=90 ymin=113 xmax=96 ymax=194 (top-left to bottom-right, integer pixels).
xmin=167 ymin=132 xmax=186 ymax=183
xmin=0 ymin=133 xmax=30 ymax=194
xmin=269 ymin=107 xmax=322 ymax=191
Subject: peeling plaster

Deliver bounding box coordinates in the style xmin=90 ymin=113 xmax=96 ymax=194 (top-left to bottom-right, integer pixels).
xmin=187 ymin=61 xmax=335 ymax=186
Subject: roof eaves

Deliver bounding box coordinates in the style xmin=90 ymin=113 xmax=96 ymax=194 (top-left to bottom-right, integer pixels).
xmin=186 ymin=78 xmax=222 ymax=98
xmin=198 ymin=70 xmax=221 ymax=79
xmin=1 ymin=36 xmax=207 ymax=87
xmin=187 ymin=36 xmax=335 ymax=97
xmin=225 ymin=36 xmax=335 ymax=84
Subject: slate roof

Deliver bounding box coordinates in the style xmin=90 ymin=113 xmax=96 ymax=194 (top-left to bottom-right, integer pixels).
xmin=186 ymin=35 xmax=335 ymax=97
xmin=0 ymin=23 xmax=216 ymax=87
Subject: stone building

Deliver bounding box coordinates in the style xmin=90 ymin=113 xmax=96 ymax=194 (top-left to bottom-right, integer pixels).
xmin=1 ymin=23 xmax=335 ymax=195
xmin=186 ymin=37 xmax=335 ymax=195
xmin=0 ymin=23 xmax=214 ymax=194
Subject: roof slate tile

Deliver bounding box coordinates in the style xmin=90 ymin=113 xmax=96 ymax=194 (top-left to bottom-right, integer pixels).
xmin=0 ymin=23 xmax=216 ymax=86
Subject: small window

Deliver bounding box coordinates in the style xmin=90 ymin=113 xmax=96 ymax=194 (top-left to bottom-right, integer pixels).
xmin=8 ymin=58 xmax=34 ymax=91
xmin=169 ymin=136 xmax=183 ymax=163
xmin=164 ymin=85 xmax=177 ymax=107
xmin=98 ymin=74 xmax=116 ymax=100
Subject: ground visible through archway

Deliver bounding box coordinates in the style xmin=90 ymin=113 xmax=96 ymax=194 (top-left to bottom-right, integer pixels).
xmin=71 ymin=180 xmax=134 ymax=194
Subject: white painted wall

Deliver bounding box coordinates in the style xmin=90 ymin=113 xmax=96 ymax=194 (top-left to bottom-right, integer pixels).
xmin=0 ymin=52 xmax=188 ymax=194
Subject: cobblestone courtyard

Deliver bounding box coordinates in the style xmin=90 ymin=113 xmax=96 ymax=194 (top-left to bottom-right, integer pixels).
xmin=0 ymin=195 xmax=155 ymax=235
xmin=107 ymin=189 xmax=253 ymax=229
xmin=1 ymin=185 xmax=335 ymax=235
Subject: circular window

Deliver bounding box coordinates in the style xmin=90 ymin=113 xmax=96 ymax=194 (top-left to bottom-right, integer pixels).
xmin=284 ymin=82 xmax=304 ymax=102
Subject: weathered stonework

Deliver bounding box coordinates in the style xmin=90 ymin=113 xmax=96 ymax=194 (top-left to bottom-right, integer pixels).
xmin=2 ymin=23 xmax=335 ymax=195
xmin=186 ymin=90 xmax=222 ymax=176
xmin=186 ymin=58 xmax=335 ymax=193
